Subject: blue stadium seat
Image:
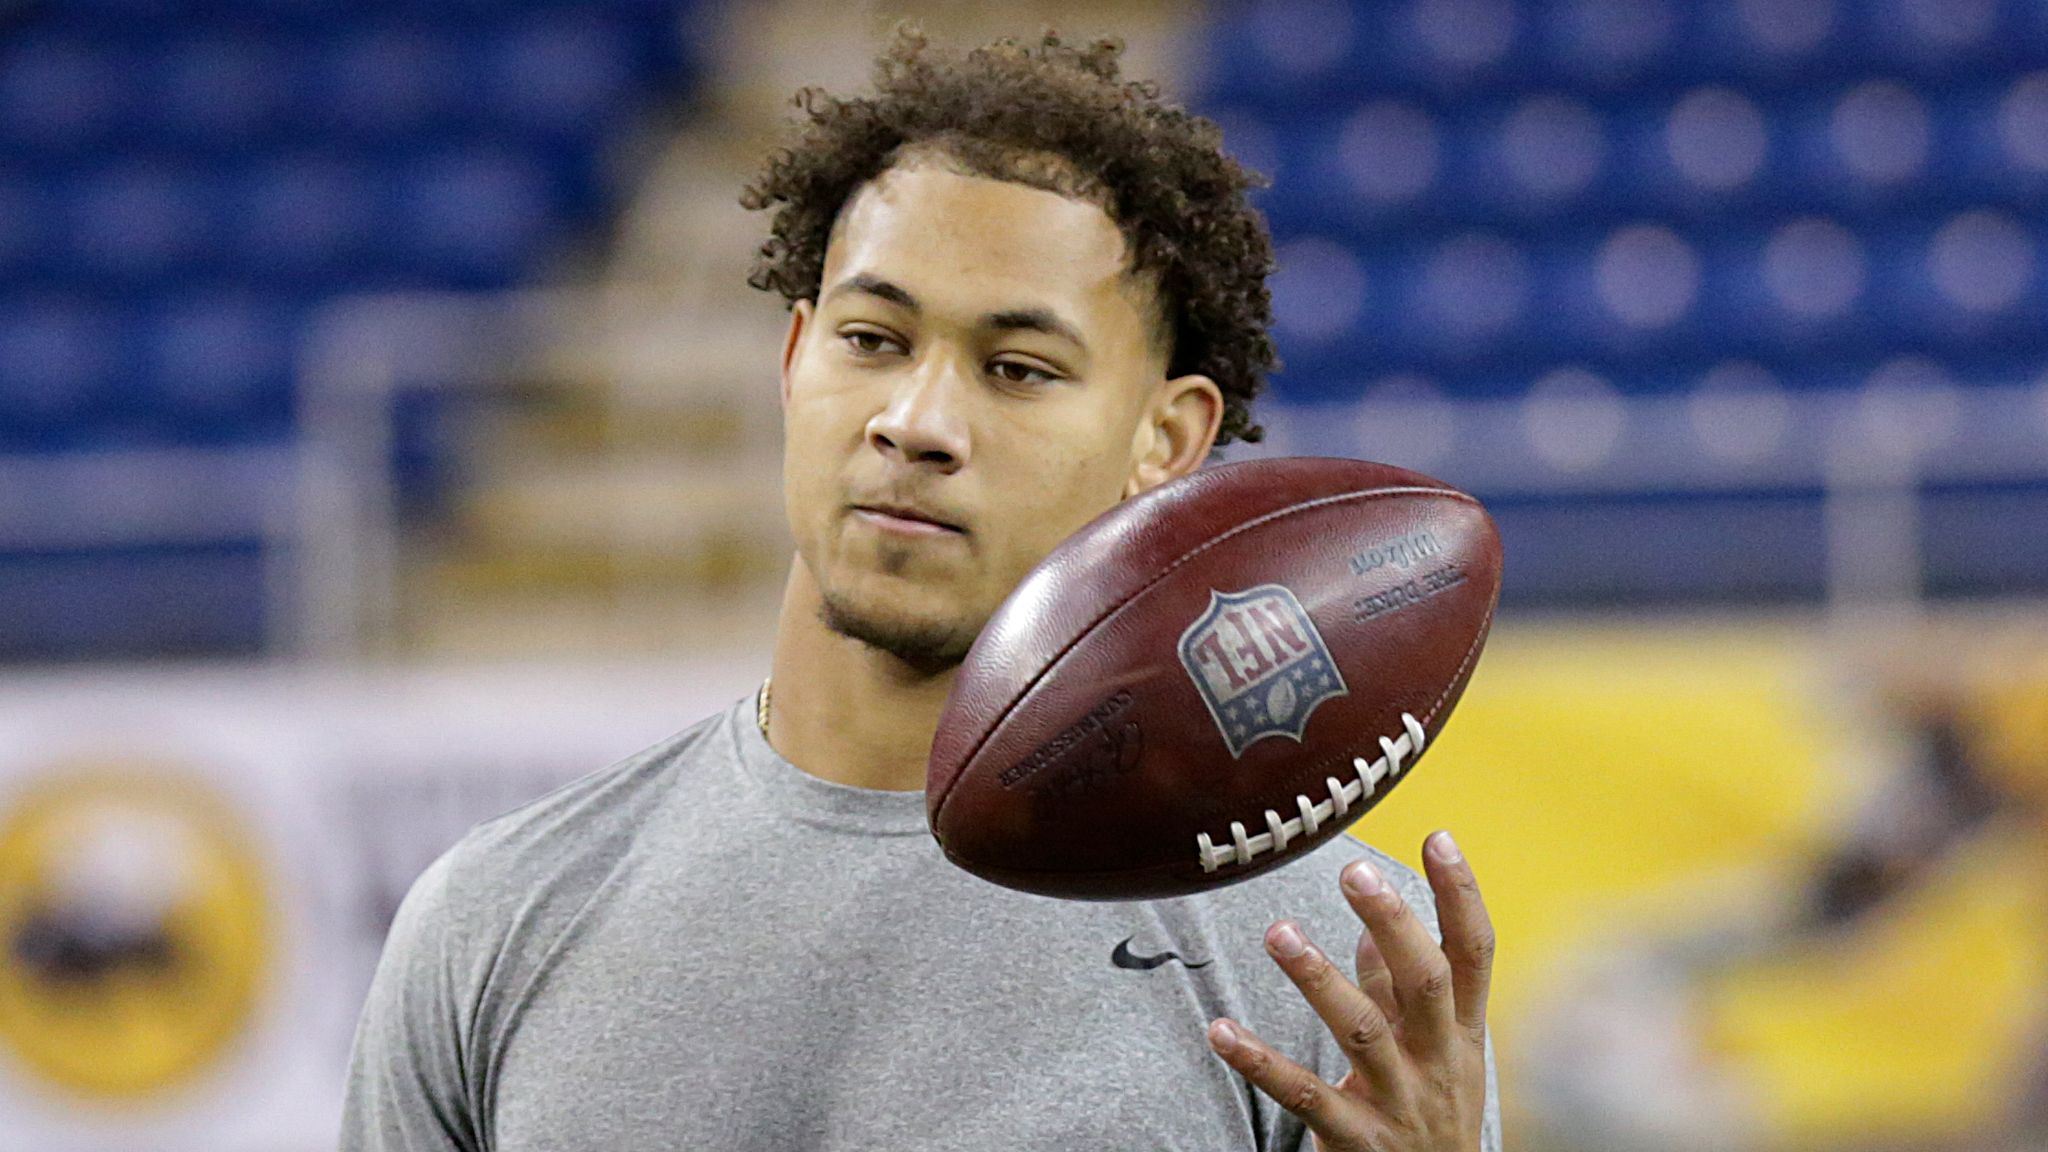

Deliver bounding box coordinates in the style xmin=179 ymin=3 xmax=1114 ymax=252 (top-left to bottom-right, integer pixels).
xmin=1193 ymin=0 xmax=1373 ymax=115
xmin=1464 ymin=93 xmax=1612 ymax=219
xmin=233 ymin=153 xmax=386 ymax=284
xmin=64 ymin=162 xmax=217 ymax=287
xmin=0 ymin=177 xmax=51 ymax=283
xmin=1950 ymin=74 xmax=2048 ymax=199
xmin=149 ymin=31 xmax=302 ymax=150
xmin=311 ymin=23 xmax=469 ymax=141
xmin=395 ymin=148 xmax=556 ymax=286
xmin=478 ymin=12 xmax=640 ymax=139
xmin=145 ymin=294 xmax=298 ymax=436
xmin=0 ymin=32 xmax=132 ymax=157
xmin=0 ymin=297 xmax=122 ymax=446
xmin=1719 ymin=217 xmax=1877 ymax=354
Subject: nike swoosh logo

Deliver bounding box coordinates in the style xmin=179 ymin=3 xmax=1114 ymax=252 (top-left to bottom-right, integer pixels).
xmin=1111 ymin=936 xmax=1212 ymax=971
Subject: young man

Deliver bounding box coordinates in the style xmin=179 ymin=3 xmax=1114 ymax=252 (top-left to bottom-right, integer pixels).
xmin=343 ymin=31 xmax=1501 ymax=1152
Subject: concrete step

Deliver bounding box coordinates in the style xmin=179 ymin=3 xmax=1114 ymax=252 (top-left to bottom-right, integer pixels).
xmin=451 ymin=454 xmax=788 ymax=556
xmin=400 ymin=566 xmax=785 ymax=657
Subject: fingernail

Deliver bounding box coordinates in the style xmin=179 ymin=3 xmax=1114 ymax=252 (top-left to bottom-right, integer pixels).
xmin=1342 ymin=859 xmax=1386 ymax=899
xmin=1270 ymin=921 xmax=1309 ymax=958
xmin=1429 ymin=830 xmax=1463 ymax=865
xmin=1209 ymin=1019 xmax=1241 ymax=1053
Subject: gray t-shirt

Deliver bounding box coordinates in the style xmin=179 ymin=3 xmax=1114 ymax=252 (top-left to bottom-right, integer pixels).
xmin=342 ymin=695 xmax=1503 ymax=1151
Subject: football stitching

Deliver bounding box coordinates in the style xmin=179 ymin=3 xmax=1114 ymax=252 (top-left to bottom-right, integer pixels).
xmin=1195 ymin=711 xmax=1427 ymax=873
xmin=1197 ymin=548 xmax=1501 ymax=873
xmin=933 ymin=485 xmax=1481 ymax=833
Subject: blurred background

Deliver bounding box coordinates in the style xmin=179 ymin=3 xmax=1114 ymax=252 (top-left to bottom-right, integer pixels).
xmin=0 ymin=0 xmax=2043 ymax=1149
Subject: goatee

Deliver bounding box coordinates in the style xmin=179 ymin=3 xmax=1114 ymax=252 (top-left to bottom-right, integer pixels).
xmin=817 ymin=593 xmax=978 ymax=675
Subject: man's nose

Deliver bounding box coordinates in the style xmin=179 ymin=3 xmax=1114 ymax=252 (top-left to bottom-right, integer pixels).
xmin=866 ymin=357 xmax=972 ymax=471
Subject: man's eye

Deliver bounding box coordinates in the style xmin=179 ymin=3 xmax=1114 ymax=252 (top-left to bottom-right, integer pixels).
xmin=990 ymin=360 xmax=1056 ymax=386
xmin=843 ymin=330 xmax=897 ymax=355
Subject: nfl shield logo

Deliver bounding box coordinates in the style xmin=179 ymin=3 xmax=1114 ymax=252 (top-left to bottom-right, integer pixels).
xmin=1177 ymin=584 xmax=1349 ymax=759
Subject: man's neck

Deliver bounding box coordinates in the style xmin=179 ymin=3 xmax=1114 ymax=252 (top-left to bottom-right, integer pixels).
xmin=763 ymin=564 xmax=957 ymax=792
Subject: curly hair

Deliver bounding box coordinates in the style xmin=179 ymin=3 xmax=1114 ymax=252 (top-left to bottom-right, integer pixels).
xmin=740 ymin=27 xmax=1275 ymax=446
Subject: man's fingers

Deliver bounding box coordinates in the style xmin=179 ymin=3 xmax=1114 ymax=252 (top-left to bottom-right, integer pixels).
xmin=1207 ymin=1016 xmax=1364 ymax=1138
xmin=1423 ymin=830 xmax=1495 ymax=1046
xmin=1340 ymin=856 xmax=1458 ymax=1057
xmin=1264 ymin=921 xmax=1405 ymax=1089
xmin=1353 ymin=928 xmax=1399 ymax=1026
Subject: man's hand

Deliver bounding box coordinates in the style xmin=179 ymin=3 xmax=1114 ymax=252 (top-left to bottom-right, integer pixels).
xmin=1207 ymin=831 xmax=1493 ymax=1152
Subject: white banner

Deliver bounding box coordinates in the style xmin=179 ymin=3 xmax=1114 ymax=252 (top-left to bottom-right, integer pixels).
xmin=0 ymin=658 xmax=764 ymax=1152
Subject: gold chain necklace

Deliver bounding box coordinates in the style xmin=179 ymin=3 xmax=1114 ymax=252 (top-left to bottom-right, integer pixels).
xmin=756 ymin=677 xmax=772 ymax=736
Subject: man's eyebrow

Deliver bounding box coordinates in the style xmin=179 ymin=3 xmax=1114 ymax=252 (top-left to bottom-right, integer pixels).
xmin=986 ymin=307 xmax=1087 ymax=350
xmin=825 ymin=276 xmax=1086 ymax=350
xmin=824 ymin=272 xmax=918 ymax=311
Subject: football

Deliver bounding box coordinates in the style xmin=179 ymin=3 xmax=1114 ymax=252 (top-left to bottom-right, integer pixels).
xmin=926 ymin=457 xmax=1502 ymax=900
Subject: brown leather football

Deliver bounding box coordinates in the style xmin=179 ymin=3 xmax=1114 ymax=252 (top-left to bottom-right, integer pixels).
xmin=926 ymin=457 xmax=1502 ymax=900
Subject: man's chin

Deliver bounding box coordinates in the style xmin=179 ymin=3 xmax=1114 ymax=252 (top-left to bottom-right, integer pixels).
xmin=816 ymin=591 xmax=981 ymax=674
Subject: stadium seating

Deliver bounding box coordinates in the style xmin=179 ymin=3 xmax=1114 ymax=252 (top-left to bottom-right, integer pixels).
xmin=1195 ymin=0 xmax=2048 ymax=602
xmin=1200 ymin=3 xmax=2046 ymax=403
xmin=4 ymin=0 xmax=2044 ymax=656
xmin=0 ymin=0 xmax=701 ymax=657
xmin=0 ymin=0 xmax=693 ymax=441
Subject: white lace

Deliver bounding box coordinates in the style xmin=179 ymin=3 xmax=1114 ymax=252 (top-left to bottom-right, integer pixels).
xmin=1195 ymin=712 xmax=1427 ymax=873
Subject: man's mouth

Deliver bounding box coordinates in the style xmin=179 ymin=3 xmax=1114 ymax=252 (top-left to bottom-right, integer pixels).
xmin=850 ymin=502 xmax=967 ymax=537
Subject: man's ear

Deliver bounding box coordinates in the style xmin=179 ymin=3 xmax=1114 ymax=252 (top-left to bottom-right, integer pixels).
xmin=780 ymin=299 xmax=813 ymax=407
xmin=1125 ymin=374 xmax=1224 ymax=499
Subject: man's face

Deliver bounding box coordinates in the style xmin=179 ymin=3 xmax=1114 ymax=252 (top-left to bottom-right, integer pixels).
xmin=780 ymin=161 xmax=1198 ymax=670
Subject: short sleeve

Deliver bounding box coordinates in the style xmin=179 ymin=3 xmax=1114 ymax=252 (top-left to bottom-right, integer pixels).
xmin=340 ymin=852 xmax=483 ymax=1152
